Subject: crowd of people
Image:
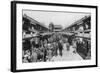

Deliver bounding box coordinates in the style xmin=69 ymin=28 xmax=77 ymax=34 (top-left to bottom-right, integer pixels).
xmin=22 ymin=32 xmax=91 ymax=63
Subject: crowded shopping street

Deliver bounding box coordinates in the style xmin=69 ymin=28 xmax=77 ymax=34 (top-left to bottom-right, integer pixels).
xmin=22 ymin=14 xmax=91 ymax=63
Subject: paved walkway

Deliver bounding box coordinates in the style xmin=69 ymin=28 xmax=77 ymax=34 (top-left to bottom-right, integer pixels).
xmin=50 ymin=44 xmax=83 ymax=62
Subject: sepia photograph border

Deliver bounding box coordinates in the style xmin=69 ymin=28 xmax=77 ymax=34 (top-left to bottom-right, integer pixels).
xmin=11 ymin=1 xmax=98 ymax=72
